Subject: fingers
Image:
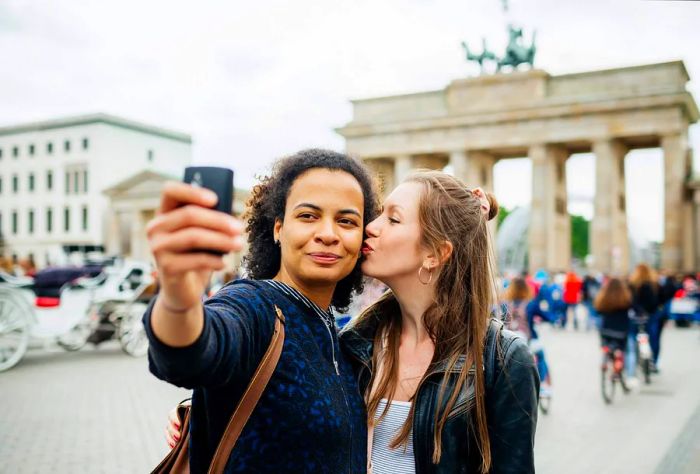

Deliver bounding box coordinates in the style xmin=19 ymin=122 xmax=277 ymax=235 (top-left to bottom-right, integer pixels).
xmin=165 ymin=407 xmax=183 ymax=448
xmin=159 ymin=181 xmax=218 ymax=214
xmin=151 ymin=227 xmax=243 ymax=255
xmin=157 ymin=252 xmax=227 ymax=276
xmin=147 ymin=205 xmax=243 ymax=238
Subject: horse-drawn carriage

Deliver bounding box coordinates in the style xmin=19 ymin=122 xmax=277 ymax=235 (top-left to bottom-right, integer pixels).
xmin=0 ymin=260 xmax=154 ymax=372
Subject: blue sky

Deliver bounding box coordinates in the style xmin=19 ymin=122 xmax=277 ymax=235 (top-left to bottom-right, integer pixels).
xmin=1 ymin=0 xmax=698 ymax=243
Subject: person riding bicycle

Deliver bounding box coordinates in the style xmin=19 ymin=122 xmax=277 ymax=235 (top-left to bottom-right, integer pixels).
xmin=594 ymin=278 xmax=633 ymax=381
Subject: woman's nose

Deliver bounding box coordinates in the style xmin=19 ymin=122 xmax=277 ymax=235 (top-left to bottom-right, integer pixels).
xmin=365 ymin=217 xmax=381 ymax=237
xmin=315 ymin=220 xmax=340 ymax=245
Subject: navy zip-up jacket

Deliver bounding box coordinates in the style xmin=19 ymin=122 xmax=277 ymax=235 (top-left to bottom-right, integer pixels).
xmin=143 ymin=279 xmax=367 ymax=473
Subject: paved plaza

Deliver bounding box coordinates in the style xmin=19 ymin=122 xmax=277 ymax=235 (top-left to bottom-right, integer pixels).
xmin=1 ymin=320 xmax=699 ymax=473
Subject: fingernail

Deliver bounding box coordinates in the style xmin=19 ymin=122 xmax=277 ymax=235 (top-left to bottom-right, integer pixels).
xmin=174 ymin=434 xmax=180 ymax=441
xmin=202 ymin=189 xmax=218 ymax=203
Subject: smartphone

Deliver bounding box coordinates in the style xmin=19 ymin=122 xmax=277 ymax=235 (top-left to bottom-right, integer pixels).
xmin=183 ymin=166 xmax=235 ymax=255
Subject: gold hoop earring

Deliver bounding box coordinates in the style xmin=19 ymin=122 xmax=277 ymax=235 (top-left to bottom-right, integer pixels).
xmin=418 ymin=266 xmax=433 ymax=285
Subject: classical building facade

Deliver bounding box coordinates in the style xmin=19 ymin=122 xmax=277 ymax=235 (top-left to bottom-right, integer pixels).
xmin=337 ymin=61 xmax=699 ymax=274
xmin=0 ymin=114 xmax=192 ymax=266
xmin=103 ymin=170 xmax=250 ymax=267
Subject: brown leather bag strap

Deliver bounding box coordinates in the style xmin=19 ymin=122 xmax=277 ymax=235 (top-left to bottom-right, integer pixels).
xmin=207 ymin=305 xmax=286 ymax=474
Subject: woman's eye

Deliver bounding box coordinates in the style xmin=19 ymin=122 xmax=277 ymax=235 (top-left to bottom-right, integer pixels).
xmin=298 ymin=213 xmax=317 ymax=220
xmin=338 ymin=218 xmax=359 ymax=226
xmin=388 ymin=217 xmax=400 ymax=224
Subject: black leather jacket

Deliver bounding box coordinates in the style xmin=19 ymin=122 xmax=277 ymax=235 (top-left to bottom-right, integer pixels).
xmin=339 ymin=315 xmax=539 ymax=474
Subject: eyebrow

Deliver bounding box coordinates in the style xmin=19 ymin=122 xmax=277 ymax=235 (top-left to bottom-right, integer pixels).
xmin=382 ymin=203 xmax=404 ymax=212
xmin=293 ymin=203 xmax=362 ymax=218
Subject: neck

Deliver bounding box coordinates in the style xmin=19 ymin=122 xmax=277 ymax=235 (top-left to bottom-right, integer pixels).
xmin=386 ymin=272 xmax=436 ymax=347
xmin=273 ymin=268 xmax=335 ymax=310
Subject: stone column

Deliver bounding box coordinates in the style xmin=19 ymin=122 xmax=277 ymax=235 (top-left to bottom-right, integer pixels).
xmin=661 ymin=133 xmax=691 ymax=272
xmin=592 ymin=139 xmax=629 ymax=274
xmin=362 ymin=158 xmax=395 ymax=198
xmin=450 ymin=150 xmax=496 ymax=190
xmin=528 ymin=144 xmax=570 ymax=273
xmin=105 ymin=210 xmax=122 ymax=256
xmin=394 ymin=154 xmax=413 ymax=189
xmin=130 ymin=210 xmax=146 ymax=260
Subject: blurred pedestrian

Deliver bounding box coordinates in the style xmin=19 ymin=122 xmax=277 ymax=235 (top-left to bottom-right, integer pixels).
xmin=582 ymin=273 xmax=602 ymax=330
xmin=629 ymin=263 xmax=660 ymax=373
xmin=563 ymin=271 xmax=582 ymax=330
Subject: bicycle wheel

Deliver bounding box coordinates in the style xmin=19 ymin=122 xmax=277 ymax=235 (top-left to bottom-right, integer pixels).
xmin=117 ymin=302 xmax=149 ymax=357
xmin=601 ymin=355 xmax=615 ymax=404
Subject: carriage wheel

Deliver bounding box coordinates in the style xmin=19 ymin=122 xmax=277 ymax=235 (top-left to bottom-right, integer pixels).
xmin=0 ymin=292 xmax=31 ymax=372
xmin=56 ymin=313 xmax=94 ymax=352
xmin=117 ymin=302 xmax=149 ymax=357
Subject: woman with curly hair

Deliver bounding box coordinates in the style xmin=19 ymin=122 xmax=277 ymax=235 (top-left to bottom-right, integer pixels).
xmin=144 ymin=149 xmax=378 ymax=473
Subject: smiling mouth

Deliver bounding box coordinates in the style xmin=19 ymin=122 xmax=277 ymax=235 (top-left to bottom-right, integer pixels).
xmin=308 ymin=253 xmax=342 ymax=264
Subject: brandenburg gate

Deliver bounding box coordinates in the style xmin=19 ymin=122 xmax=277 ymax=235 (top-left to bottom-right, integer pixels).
xmin=337 ymin=61 xmax=699 ymax=274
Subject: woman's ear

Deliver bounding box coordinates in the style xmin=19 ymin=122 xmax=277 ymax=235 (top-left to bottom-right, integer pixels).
xmin=439 ymin=240 xmax=454 ymax=264
xmin=273 ymin=218 xmax=282 ymax=243
xmin=424 ymin=241 xmax=453 ymax=268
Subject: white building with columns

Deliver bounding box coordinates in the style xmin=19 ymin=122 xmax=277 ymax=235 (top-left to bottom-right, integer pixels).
xmin=0 ymin=114 xmax=191 ymax=267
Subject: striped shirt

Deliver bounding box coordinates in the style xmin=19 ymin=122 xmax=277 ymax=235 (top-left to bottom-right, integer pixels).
xmin=371 ymin=399 xmax=415 ymax=474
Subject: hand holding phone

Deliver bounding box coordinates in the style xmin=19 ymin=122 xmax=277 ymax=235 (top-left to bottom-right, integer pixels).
xmin=146 ymin=167 xmax=242 ymax=316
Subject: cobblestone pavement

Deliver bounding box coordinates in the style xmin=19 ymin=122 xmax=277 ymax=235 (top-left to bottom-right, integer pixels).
xmin=1 ymin=321 xmax=699 ymax=473
xmin=534 ymin=319 xmax=700 ymax=474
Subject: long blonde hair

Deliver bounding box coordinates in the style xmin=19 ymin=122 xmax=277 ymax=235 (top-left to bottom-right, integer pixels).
xmin=351 ymin=171 xmax=498 ymax=471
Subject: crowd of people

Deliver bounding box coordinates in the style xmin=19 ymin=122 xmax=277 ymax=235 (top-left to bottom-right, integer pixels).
xmin=500 ymin=265 xmax=700 ymax=387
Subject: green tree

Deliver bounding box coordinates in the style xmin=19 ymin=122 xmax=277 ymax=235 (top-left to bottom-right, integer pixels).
xmin=570 ymin=214 xmax=590 ymax=260
xmin=497 ymin=206 xmax=512 ymax=228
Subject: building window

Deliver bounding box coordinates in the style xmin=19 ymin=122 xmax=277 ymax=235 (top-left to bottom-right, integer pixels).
xmin=64 ymin=207 xmax=70 ymax=232
xmin=47 ymin=208 xmax=53 ymax=233
xmin=28 ymin=209 xmax=34 ymax=234
xmin=65 ymin=171 xmax=70 ymax=195
xmin=64 ymin=140 xmax=71 ymax=152
xmin=12 ymin=211 xmax=18 ymax=235
xmin=82 ymin=206 xmax=88 ymax=231
xmin=29 ymin=144 xmax=35 ymax=156
xmin=82 ymin=138 xmax=89 ymax=150
xmin=148 ymin=149 xmax=154 ymax=162
xmin=83 ymin=169 xmax=88 ymax=193
xmin=73 ymin=171 xmax=79 ymax=194
xmin=0 ymin=211 xmax=3 ymax=237
xmin=12 ymin=146 xmax=19 ymax=158
xmin=0 ymin=148 xmax=3 ymax=159
xmin=0 ymin=176 xmax=3 ymax=194
xmin=28 ymin=173 xmax=35 ymax=192
xmin=47 ymin=171 xmax=53 ymax=191
xmin=47 ymin=142 xmax=53 ymax=154
xmin=12 ymin=175 xmax=18 ymax=193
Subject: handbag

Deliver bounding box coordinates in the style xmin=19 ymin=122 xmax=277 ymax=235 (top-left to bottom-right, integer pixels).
xmin=152 ymin=305 xmax=286 ymax=474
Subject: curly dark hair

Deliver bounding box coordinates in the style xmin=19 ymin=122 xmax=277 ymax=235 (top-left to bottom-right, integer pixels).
xmin=242 ymin=148 xmax=379 ymax=312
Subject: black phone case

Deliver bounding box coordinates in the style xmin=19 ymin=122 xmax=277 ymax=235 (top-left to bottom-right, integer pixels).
xmin=183 ymin=166 xmax=234 ymax=215
xmin=183 ymin=166 xmax=235 ymax=255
